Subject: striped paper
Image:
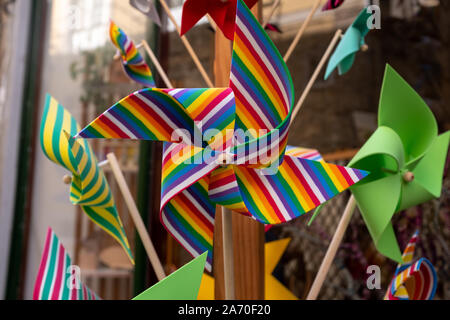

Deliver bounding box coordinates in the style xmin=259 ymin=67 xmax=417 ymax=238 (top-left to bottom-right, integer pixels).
xmin=40 ymin=95 xmax=133 ymax=263
xmin=110 ymin=21 xmax=155 ymax=88
xmin=33 ymin=228 xmax=100 ymax=300
xmin=384 ymin=231 xmax=437 ymax=300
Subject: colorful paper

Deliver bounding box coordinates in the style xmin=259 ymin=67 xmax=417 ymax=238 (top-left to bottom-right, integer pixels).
xmin=40 ymin=95 xmax=133 ymax=263
xmin=324 ymin=8 xmax=373 ymax=80
xmin=180 ymin=0 xmax=258 ymax=40
xmin=384 ymin=231 xmax=437 ymax=300
xmin=322 ymin=0 xmax=346 ymax=11
xmin=197 ymin=239 xmax=298 ymax=300
xmin=129 ymin=0 xmax=161 ymax=27
xmin=33 ymin=228 xmax=100 ymax=300
xmin=77 ymin=1 xmax=369 ymax=271
xmin=110 ymin=21 xmax=156 ymax=88
xmin=133 ymin=252 xmax=207 ymax=300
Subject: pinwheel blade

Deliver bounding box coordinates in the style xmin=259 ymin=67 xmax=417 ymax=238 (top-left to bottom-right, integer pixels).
xmin=378 ymin=65 xmax=438 ymax=163
xmin=129 ymin=0 xmax=162 ymax=27
xmin=40 ymin=95 xmax=134 ymax=263
xmin=133 ymin=252 xmax=207 ymax=300
xmin=210 ymin=155 xmax=369 ymax=225
xmin=385 ymin=231 xmax=437 ymax=300
xmin=110 ymin=21 xmax=156 ymax=88
xmin=323 ymin=0 xmax=346 ymax=11
xmin=34 ymin=228 xmax=101 ymax=300
xmin=324 ymin=8 xmax=372 ymax=80
xmin=398 ymin=131 xmax=450 ymax=210
xmin=352 ymin=174 xmax=403 ymax=262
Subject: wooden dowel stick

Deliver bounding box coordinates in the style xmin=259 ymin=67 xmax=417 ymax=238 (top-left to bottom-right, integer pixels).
xmin=159 ymin=0 xmax=214 ymax=88
xmin=262 ymin=0 xmax=281 ymax=29
xmin=291 ymin=29 xmax=342 ymax=120
xmin=222 ymin=206 xmax=235 ymax=300
xmin=141 ymin=40 xmax=174 ymax=89
xmin=306 ymin=195 xmax=357 ymax=300
xmin=106 ymin=153 xmax=166 ymax=281
xmin=284 ymin=0 xmax=322 ymax=62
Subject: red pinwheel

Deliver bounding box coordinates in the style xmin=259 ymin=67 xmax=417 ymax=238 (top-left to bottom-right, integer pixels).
xmin=180 ymin=0 xmax=258 ymax=40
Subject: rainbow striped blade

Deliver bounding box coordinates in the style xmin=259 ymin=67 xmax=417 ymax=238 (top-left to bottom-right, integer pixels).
xmin=385 ymin=231 xmax=437 ymax=300
xmin=34 ymin=228 xmax=100 ymax=300
xmin=110 ymin=21 xmax=155 ymax=88
xmin=40 ymin=95 xmax=133 ymax=263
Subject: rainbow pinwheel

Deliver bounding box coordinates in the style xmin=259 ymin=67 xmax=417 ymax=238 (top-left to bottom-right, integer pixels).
xmin=110 ymin=21 xmax=156 ymax=88
xmin=34 ymin=228 xmax=101 ymax=300
xmin=77 ymin=0 xmax=368 ymax=271
xmin=180 ymin=0 xmax=258 ymax=40
xmin=322 ymin=0 xmax=346 ymax=11
xmin=324 ymin=8 xmax=372 ymax=80
xmin=343 ymin=65 xmax=450 ymax=262
xmin=385 ymin=231 xmax=437 ymax=300
xmin=134 ymin=252 xmax=207 ymax=300
xmin=40 ymin=95 xmax=133 ymax=263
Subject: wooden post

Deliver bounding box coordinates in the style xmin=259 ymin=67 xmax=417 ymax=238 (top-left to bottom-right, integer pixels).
xmin=231 ymin=3 xmax=265 ymax=300
xmin=106 ymin=153 xmax=166 ymax=281
xmin=212 ymin=3 xmax=265 ymax=300
xmin=306 ymin=195 xmax=357 ymax=300
xmin=213 ymin=21 xmax=233 ymax=300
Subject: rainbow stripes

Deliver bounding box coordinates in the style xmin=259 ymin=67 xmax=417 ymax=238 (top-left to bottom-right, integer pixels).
xmin=385 ymin=231 xmax=437 ymax=300
xmin=40 ymin=95 xmax=133 ymax=263
xmin=76 ymin=1 xmax=370 ymax=271
xmin=110 ymin=21 xmax=155 ymax=88
xmin=34 ymin=228 xmax=100 ymax=300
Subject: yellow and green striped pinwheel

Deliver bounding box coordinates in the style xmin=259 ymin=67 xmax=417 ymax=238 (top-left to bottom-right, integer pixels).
xmin=40 ymin=94 xmax=133 ymax=263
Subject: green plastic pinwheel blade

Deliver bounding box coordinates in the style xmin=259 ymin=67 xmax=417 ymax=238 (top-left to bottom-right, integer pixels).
xmin=324 ymin=8 xmax=373 ymax=80
xmin=378 ymin=65 xmax=438 ymax=164
xmin=398 ymin=131 xmax=450 ymax=211
xmin=133 ymin=252 xmax=207 ymax=300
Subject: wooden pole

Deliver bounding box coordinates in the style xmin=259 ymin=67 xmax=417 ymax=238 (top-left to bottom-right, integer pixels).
xmin=306 ymin=195 xmax=357 ymax=300
xmin=140 ymin=40 xmax=174 ymax=89
xmin=262 ymin=0 xmax=281 ymax=29
xmin=291 ymin=29 xmax=342 ymax=120
xmin=106 ymin=153 xmax=166 ymax=281
xmin=222 ymin=207 xmax=235 ymax=300
xmin=284 ymin=0 xmax=322 ymax=62
xmin=158 ymin=0 xmax=214 ymax=87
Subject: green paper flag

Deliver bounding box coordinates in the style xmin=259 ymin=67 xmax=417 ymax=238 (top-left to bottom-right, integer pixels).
xmin=324 ymin=8 xmax=373 ymax=80
xmin=311 ymin=65 xmax=450 ymax=263
xmin=133 ymin=252 xmax=207 ymax=300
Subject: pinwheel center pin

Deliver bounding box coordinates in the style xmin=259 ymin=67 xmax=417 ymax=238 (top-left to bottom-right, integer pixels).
xmin=403 ymin=171 xmax=415 ymax=182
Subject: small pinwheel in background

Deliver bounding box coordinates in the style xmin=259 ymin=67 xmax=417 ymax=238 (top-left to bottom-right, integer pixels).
xmin=129 ymin=0 xmax=161 ymax=26
xmin=347 ymin=65 xmax=450 ymax=262
xmin=324 ymin=8 xmax=373 ymax=80
xmin=110 ymin=21 xmax=156 ymax=88
xmin=40 ymin=95 xmax=134 ymax=263
xmin=385 ymin=231 xmax=437 ymax=300
xmin=133 ymin=252 xmax=207 ymax=300
xmin=180 ymin=0 xmax=258 ymax=40
xmin=77 ymin=0 xmax=369 ymax=271
xmin=34 ymin=228 xmax=100 ymax=300
xmin=322 ymin=0 xmax=346 ymax=11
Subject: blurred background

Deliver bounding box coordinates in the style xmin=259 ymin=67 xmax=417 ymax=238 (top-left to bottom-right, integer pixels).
xmin=0 ymin=0 xmax=448 ymax=300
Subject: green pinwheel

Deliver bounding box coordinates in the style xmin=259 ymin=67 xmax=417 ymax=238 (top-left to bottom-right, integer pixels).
xmin=324 ymin=7 xmax=373 ymax=80
xmin=348 ymin=65 xmax=450 ymax=262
